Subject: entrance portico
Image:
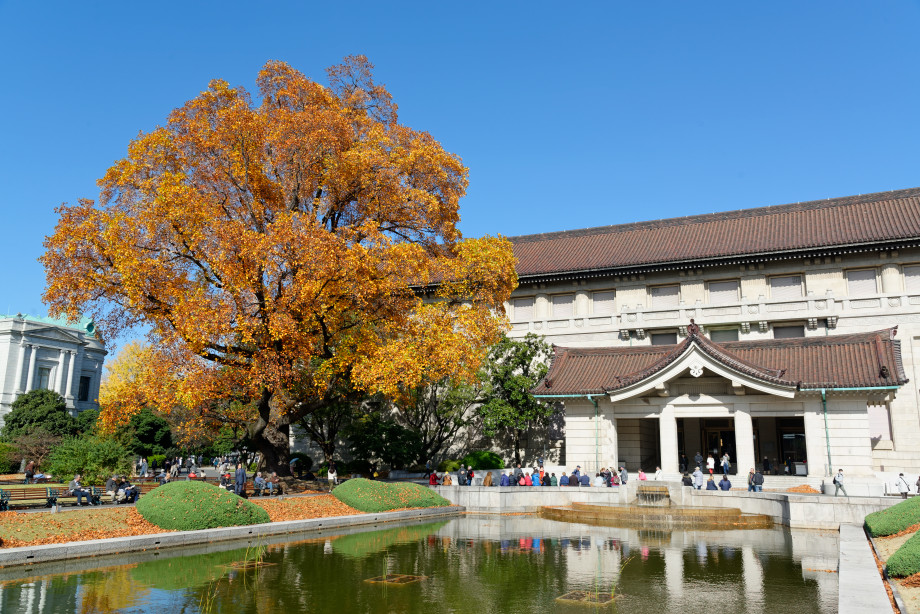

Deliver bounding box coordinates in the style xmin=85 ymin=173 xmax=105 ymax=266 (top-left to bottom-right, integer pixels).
xmin=534 ymin=324 xmax=906 ymax=478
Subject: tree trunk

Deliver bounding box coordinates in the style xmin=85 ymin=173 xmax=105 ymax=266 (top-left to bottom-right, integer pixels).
xmin=513 ymin=430 xmax=521 ymax=466
xmin=248 ymin=389 xmax=292 ymax=475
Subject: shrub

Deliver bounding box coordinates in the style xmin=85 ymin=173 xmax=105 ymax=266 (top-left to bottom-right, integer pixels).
xmin=332 ymin=478 xmax=450 ymax=513
xmin=148 ymin=454 xmax=167 ymax=469
xmin=0 ymin=442 xmax=18 ymax=473
xmin=136 ymin=481 xmax=270 ymax=531
xmin=290 ymin=454 xmax=313 ymax=471
xmin=461 ymin=451 xmax=504 ymax=470
xmin=438 ymin=459 xmax=462 ymax=472
xmin=865 ymin=496 xmax=920 ymax=536
xmin=1 ymin=389 xmax=77 ymax=439
xmin=45 ymin=436 xmax=132 ymax=486
xmin=887 ymin=530 xmax=920 ymax=577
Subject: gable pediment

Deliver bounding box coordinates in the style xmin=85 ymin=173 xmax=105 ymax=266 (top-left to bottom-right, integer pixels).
xmin=23 ymin=326 xmax=84 ymax=346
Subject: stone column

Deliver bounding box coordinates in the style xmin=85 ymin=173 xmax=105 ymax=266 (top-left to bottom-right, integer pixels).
xmin=13 ymin=338 xmax=27 ymax=394
xmin=24 ymin=345 xmax=36 ymax=392
xmin=881 ymin=263 xmax=902 ymax=294
xmin=535 ymin=293 xmax=549 ymax=320
xmin=55 ymin=350 xmax=66 ymax=395
xmin=659 ymin=405 xmax=679 ymax=474
xmin=65 ymin=350 xmax=76 ymax=401
xmin=575 ymin=290 xmax=590 ymax=317
xmin=804 ymin=398 xmax=831 ymax=477
xmin=604 ymin=413 xmax=619 ymax=471
xmin=734 ymin=406 xmax=755 ymax=476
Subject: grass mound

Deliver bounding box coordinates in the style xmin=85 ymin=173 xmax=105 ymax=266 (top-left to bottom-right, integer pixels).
xmin=866 ymin=496 xmax=920 ymax=536
xmin=332 ymin=478 xmax=450 ymax=513
xmin=888 ymin=531 xmax=920 ymax=577
xmin=136 ymin=481 xmax=270 ymax=531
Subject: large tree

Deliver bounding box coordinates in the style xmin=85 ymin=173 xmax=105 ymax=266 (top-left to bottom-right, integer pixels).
xmin=478 ymin=333 xmax=552 ymax=466
xmin=42 ymin=57 xmax=516 ymax=474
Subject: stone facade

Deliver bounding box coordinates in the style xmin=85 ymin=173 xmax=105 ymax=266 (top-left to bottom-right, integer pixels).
xmin=508 ymin=191 xmax=920 ymax=479
xmin=0 ymin=314 xmax=106 ymax=422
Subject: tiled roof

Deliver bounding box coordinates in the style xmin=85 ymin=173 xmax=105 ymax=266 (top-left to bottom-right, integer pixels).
xmin=511 ymin=187 xmax=920 ymax=278
xmin=532 ymin=328 xmax=907 ymax=396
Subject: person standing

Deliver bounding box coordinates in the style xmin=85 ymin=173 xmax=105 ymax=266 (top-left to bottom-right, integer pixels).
xmin=679 ymin=453 xmax=688 ymax=473
xmin=747 ymin=468 xmax=756 ymax=492
xmin=654 ymin=466 xmax=662 ymax=481
xmin=140 ymin=457 xmax=149 ymax=478
xmin=694 ymin=451 xmax=704 ymax=470
xmin=897 ymin=473 xmax=911 ymax=499
xmin=752 ymin=469 xmax=764 ymax=492
xmin=721 ymin=454 xmax=730 ymax=476
xmin=234 ymin=462 xmax=247 ymax=496
xmin=619 ymin=466 xmax=629 ymax=485
xmin=833 ymin=468 xmax=847 ymax=496
xmin=706 ymin=455 xmax=715 ymax=476
xmin=693 ymin=466 xmax=704 ymax=490
xmin=24 ymin=460 xmax=35 ymax=485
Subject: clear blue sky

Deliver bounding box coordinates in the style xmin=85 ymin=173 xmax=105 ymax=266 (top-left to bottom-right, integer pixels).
xmin=2 ymin=1 xmax=919 ymax=322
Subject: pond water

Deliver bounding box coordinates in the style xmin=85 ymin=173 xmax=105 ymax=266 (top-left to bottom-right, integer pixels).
xmin=0 ymin=515 xmax=838 ymax=613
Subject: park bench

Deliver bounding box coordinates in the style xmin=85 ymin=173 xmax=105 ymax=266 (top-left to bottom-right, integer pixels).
xmin=0 ymin=486 xmax=68 ymax=509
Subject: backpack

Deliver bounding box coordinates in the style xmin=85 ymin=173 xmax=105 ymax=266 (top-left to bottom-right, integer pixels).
xmin=833 ymin=476 xmax=838 ymax=485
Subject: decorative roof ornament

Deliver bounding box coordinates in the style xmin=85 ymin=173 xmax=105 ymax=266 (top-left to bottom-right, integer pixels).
xmin=687 ymin=319 xmax=700 ymax=336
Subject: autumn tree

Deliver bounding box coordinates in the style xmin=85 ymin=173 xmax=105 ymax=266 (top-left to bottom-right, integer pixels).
xmin=42 ymin=57 xmax=516 ymax=474
xmin=477 ymin=333 xmax=552 ymax=466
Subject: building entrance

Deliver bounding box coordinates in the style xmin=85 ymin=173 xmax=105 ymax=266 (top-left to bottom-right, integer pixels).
xmin=701 ymin=418 xmax=736 ymax=474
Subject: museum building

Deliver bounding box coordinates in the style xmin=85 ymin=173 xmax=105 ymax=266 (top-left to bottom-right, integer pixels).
xmin=508 ymin=187 xmax=920 ymax=479
xmin=0 ymin=314 xmax=106 ymax=421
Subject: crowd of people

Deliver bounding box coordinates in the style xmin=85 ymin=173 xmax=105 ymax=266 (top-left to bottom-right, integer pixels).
xmin=426 ymin=464 xmax=668 ymax=487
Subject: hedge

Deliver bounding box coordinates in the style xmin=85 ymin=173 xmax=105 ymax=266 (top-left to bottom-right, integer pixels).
xmin=136 ymin=481 xmax=270 ymax=531
xmin=438 ymin=459 xmax=462 ymax=473
xmin=461 ymin=451 xmax=504 ymax=470
xmin=332 ymin=478 xmax=450 ymax=513
xmin=887 ymin=530 xmax=920 ymax=577
xmin=865 ymin=496 xmax=920 ymax=537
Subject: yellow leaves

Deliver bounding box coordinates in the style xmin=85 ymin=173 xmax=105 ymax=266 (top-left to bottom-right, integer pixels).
xmin=41 ymin=57 xmax=517 ymax=443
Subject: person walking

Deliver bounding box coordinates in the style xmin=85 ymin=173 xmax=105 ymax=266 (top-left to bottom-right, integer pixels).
xmin=721 ymin=454 xmax=730 ymax=476
xmin=747 ymin=468 xmax=756 ymax=492
xmin=706 ymin=454 xmax=715 ymax=476
xmin=897 ymin=473 xmax=911 ymax=499
xmin=833 ymin=468 xmax=847 ymax=496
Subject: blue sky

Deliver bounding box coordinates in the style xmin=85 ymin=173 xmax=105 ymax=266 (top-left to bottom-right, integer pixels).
xmin=1 ymin=1 xmax=919 ymax=324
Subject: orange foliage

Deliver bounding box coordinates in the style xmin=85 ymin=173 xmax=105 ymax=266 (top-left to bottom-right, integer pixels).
xmin=41 ymin=56 xmax=517 ymax=463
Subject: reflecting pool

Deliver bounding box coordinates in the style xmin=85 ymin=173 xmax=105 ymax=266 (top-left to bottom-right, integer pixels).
xmin=0 ymin=515 xmax=838 ymax=613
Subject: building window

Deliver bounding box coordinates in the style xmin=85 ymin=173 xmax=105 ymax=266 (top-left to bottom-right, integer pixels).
xmin=78 ymin=376 xmax=92 ymax=402
xmin=710 ymin=328 xmax=739 ymax=342
xmin=904 ymin=265 xmax=920 ymax=294
xmin=846 ymin=268 xmax=878 ymax=298
xmin=708 ymin=280 xmax=739 ymax=305
xmin=769 ymin=275 xmax=803 ymax=300
xmin=551 ymin=294 xmax=574 ymax=318
xmin=592 ymin=290 xmax=616 ymax=316
xmin=513 ymin=298 xmax=534 ymax=321
xmin=773 ymin=325 xmax=805 ymax=339
xmin=651 ymin=332 xmax=678 ymax=345
xmin=868 ymin=403 xmax=892 ymax=441
xmin=649 ymin=285 xmax=679 ymax=309
xmin=37 ymin=367 xmax=52 ymax=390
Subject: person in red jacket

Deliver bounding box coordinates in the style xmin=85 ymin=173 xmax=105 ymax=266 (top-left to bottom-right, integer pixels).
xmin=429 ymin=472 xmax=439 ymax=485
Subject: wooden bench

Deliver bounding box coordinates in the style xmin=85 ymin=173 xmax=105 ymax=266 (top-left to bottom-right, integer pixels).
xmin=0 ymin=486 xmax=69 ymax=509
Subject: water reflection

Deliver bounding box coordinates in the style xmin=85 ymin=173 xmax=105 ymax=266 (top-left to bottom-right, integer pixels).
xmin=0 ymin=516 xmax=838 ymax=613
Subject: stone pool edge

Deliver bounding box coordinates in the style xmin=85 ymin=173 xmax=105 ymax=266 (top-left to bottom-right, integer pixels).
xmin=0 ymin=505 xmax=464 ymax=568
xmin=837 ymin=523 xmax=893 ymax=614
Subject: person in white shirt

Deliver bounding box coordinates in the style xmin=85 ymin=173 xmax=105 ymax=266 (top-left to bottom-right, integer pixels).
xmin=593 ymin=473 xmax=605 ymax=487
xmin=897 ymin=473 xmax=911 ymax=499
xmin=654 ymin=466 xmax=662 ymax=481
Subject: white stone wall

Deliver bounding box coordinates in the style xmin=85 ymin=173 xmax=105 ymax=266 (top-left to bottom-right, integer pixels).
xmin=0 ymin=316 xmax=106 ymax=424
xmin=514 ymin=247 xmax=920 ymax=474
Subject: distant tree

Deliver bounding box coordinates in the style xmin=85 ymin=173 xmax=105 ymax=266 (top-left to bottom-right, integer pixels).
xmin=10 ymin=427 xmax=62 ymax=469
xmin=1 ymin=389 xmax=77 ymax=440
xmin=393 ymin=378 xmax=481 ymax=465
xmin=477 ymin=334 xmax=552 ymax=466
xmin=347 ymin=410 xmax=423 ymax=471
xmin=126 ymin=408 xmax=173 ymax=457
xmin=294 ymin=391 xmax=361 ymax=467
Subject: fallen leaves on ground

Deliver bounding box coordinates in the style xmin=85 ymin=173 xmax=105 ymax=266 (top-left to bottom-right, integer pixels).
xmin=786 ymin=485 xmax=821 ymax=494
xmin=252 ymin=495 xmax=361 ymax=522
xmin=900 ymin=572 xmax=920 ymax=588
xmin=881 ymin=522 xmax=920 ymax=540
xmin=0 ymin=508 xmax=168 ymax=548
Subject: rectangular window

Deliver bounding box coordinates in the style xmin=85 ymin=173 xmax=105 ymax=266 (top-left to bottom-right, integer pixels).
xmin=904 ymin=265 xmax=920 ymax=294
xmin=708 ymin=280 xmax=739 ymax=305
xmin=769 ymin=275 xmax=803 ymax=300
xmin=710 ymin=328 xmax=739 ymax=342
xmin=513 ymin=298 xmax=534 ymax=321
xmin=552 ymin=294 xmax=574 ymax=318
xmin=37 ymin=367 xmax=51 ymax=390
xmin=592 ymin=291 xmax=616 ymax=316
xmin=650 ymin=285 xmax=679 ymax=309
xmin=846 ymin=269 xmax=878 ymax=298
xmin=868 ymin=404 xmax=892 ymax=441
xmin=78 ymin=376 xmax=91 ymax=402
xmin=773 ymin=325 xmax=805 ymax=339
xmin=651 ymin=332 xmax=678 ymax=345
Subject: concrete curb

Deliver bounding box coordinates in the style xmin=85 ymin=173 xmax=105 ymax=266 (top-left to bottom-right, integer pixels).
xmin=867 ymin=532 xmax=908 ymax=614
xmin=0 ymin=505 xmax=463 ymax=569
xmin=838 ymin=523 xmax=893 ymax=614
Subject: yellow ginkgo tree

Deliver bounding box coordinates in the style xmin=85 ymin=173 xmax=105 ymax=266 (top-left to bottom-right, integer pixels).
xmin=42 ymin=56 xmax=516 ymax=473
